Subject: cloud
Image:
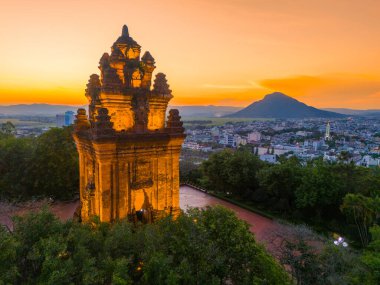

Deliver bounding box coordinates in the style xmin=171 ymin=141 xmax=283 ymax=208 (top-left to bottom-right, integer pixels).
xmin=175 ymin=74 xmax=380 ymax=108
xmin=214 ymin=98 xmax=253 ymax=106
xmin=201 ymin=81 xmax=263 ymax=90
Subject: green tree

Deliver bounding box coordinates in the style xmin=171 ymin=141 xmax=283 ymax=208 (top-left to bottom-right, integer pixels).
xmin=0 ymin=136 xmax=34 ymax=200
xmin=0 ymin=226 xmax=19 ymax=283
xmin=202 ymin=149 xmax=264 ymax=197
xmin=11 ymin=207 xmax=66 ymax=284
xmin=318 ymin=243 xmax=366 ymax=285
xmin=337 ymin=151 xmax=352 ymax=162
xmin=28 ymin=127 xmax=79 ymax=199
xmin=226 ymin=149 xmax=264 ymax=197
xmin=0 ymin=127 xmax=79 ymax=201
xmin=295 ymin=160 xmax=344 ymax=221
xmin=271 ymin=224 xmax=322 ymax=285
xmin=257 ymin=157 xmax=304 ymax=212
xmin=360 ymin=225 xmax=380 ymax=284
xmin=202 ymin=149 xmax=233 ymax=194
xmin=0 ymin=121 xmax=16 ymax=137
xmin=0 ymin=206 xmax=290 ymax=285
xmin=179 ymin=160 xmax=202 ymax=185
xmin=341 ymin=194 xmax=378 ymax=247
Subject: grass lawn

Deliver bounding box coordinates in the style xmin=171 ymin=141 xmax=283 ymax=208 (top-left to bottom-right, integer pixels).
xmin=0 ymin=118 xmax=55 ymax=128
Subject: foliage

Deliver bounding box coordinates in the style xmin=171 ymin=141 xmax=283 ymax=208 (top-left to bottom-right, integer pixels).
xmin=360 ymin=225 xmax=380 ymax=284
xmin=179 ymin=160 xmax=203 ymax=184
xmin=0 ymin=136 xmax=34 ymax=199
xmin=0 ymin=206 xmax=290 ymax=285
xmin=341 ymin=194 xmax=380 ymax=247
xmin=0 ymin=127 xmax=78 ymax=201
xmin=256 ymin=157 xmax=304 ymax=212
xmin=294 ymin=159 xmax=345 ymax=221
xmin=196 ymin=149 xmax=380 ymax=244
xmin=28 ymin=127 xmax=79 ymax=200
xmin=318 ymin=243 xmax=365 ymax=285
xmin=337 ymin=151 xmax=352 ymax=162
xmin=269 ymin=224 xmax=322 ymax=285
xmin=270 ymin=223 xmax=374 ymax=285
xmin=202 ymin=149 xmax=264 ymax=197
xmin=0 ymin=226 xmax=18 ymax=282
xmin=0 ymin=121 xmax=16 ymax=137
xmin=191 ymin=149 xmax=380 ymax=282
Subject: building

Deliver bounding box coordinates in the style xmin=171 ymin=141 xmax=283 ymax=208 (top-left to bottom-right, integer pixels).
xmin=259 ymin=154 xmax=277 ymax=163
xmin=183 ymin=142 xmax=212 ymax=152
xmin=221 ymin=133 xmax=235 ymax=147
xmin=234 ymin=134 xmax=246 ymax=147
xmin=56 ymin=114 xmax=65 ymax=127
xmin=56 ymin=111 xmax=75 ymax=127
xmin=358 ymin=155 xmax=380 ymax=168
xmin=313 ymin=140 xmax=323 ymax=151
xmin=325 ymin=121 xmax=331 ymax=140
xmin=248 ymin=131 xmax=261 ymax=143
xmin=64 ymin=111 xmax=75 ymax=126
xmin=323 ymin=152 xmax=337 ymax=162
xmin=73 ymin=25 xmax=186 ymax=223
xmin=211 ymin=127 xmax=220 ymax=137
xmin=296 ymin=131 xmax=309 ymax=137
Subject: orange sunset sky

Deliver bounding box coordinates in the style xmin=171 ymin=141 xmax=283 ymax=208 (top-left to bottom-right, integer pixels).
xmin=0 ymin=0 xmax=380 ymax=109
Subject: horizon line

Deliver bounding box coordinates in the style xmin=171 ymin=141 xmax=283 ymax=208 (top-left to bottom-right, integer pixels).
xmin=0 ymin=102 xmax=379 ymax=111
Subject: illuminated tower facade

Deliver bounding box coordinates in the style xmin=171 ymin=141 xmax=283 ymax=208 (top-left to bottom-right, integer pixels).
xmin=73 ymin=25 xmax=185 ymax=222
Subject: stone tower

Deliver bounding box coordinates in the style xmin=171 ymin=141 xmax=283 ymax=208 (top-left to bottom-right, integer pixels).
xmin=73 ymin=25 xmax=185 ymax=223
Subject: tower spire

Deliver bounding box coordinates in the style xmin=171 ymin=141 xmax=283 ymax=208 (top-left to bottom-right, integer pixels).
xmin=122 ymin=25 xmax=129 ymax=37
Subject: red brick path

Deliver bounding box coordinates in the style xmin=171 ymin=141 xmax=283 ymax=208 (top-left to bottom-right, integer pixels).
xmin=1 ymin=186 xmax=279 ymax=244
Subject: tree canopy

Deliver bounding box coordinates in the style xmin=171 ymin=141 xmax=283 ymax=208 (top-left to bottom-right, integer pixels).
xmin=0 ymin=127 xmax=78 ymax=201
xmin=186 ymin=149 xmax=380 ymax=247
xmin=0 ymin=206 xmax=289 ymax=285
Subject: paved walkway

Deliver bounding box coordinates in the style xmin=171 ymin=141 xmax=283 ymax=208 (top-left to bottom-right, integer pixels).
xmin=180 ymin=185 xmax=277 ymax=242
xmin=1 ymin=186 xmax=279 ymax=243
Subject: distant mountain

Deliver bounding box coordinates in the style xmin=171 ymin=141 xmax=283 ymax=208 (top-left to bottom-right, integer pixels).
xmin=0 ymin=104 xmax=81 ymax=116
xmin=323 ymin=108 xmax=380 ymax=117
xmin=0 ymin=103 xmax=240 ymax=118
xmin=226 ymin=92 xmax=345 ymax=118
xmin=170 ymin=105 xmax=241 ymax=118
xmin=5 ymin=101 xmax=370 ymax=119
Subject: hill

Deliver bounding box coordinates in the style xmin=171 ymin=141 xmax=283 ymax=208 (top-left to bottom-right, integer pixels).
xmin=226 ymin=92 xmax=345 ymax=118
xmin=0 ymin=104 xmax=80 ymax=116
xmin=170 ymin=105 xmax=241 ymax=117
xmin=0 ymin=104 xmax=240 ymax=118
xmin=323 ymin=108 xmax=380 ymax=117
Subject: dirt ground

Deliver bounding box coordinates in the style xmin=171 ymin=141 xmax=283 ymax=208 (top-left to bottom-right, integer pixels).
xmin=180 ymin=185 xmax=280 ymax=243
xmin=0 ymin=199 xmax=80 ymax=231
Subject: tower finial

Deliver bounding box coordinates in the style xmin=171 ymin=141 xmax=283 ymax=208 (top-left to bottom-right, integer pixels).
xmin=122 ymin=25 xmax=129 ymax=37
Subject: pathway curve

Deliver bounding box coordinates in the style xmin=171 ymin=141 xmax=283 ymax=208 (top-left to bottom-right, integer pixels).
xmin=180 ymin=185 xmax=278 ymax=242
xmin=1 ymin=186 xmax=280 ymax=244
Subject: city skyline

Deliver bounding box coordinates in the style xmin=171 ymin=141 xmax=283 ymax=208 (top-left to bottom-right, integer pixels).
xmin=1 ymin=0 xmax=380 ymax=109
